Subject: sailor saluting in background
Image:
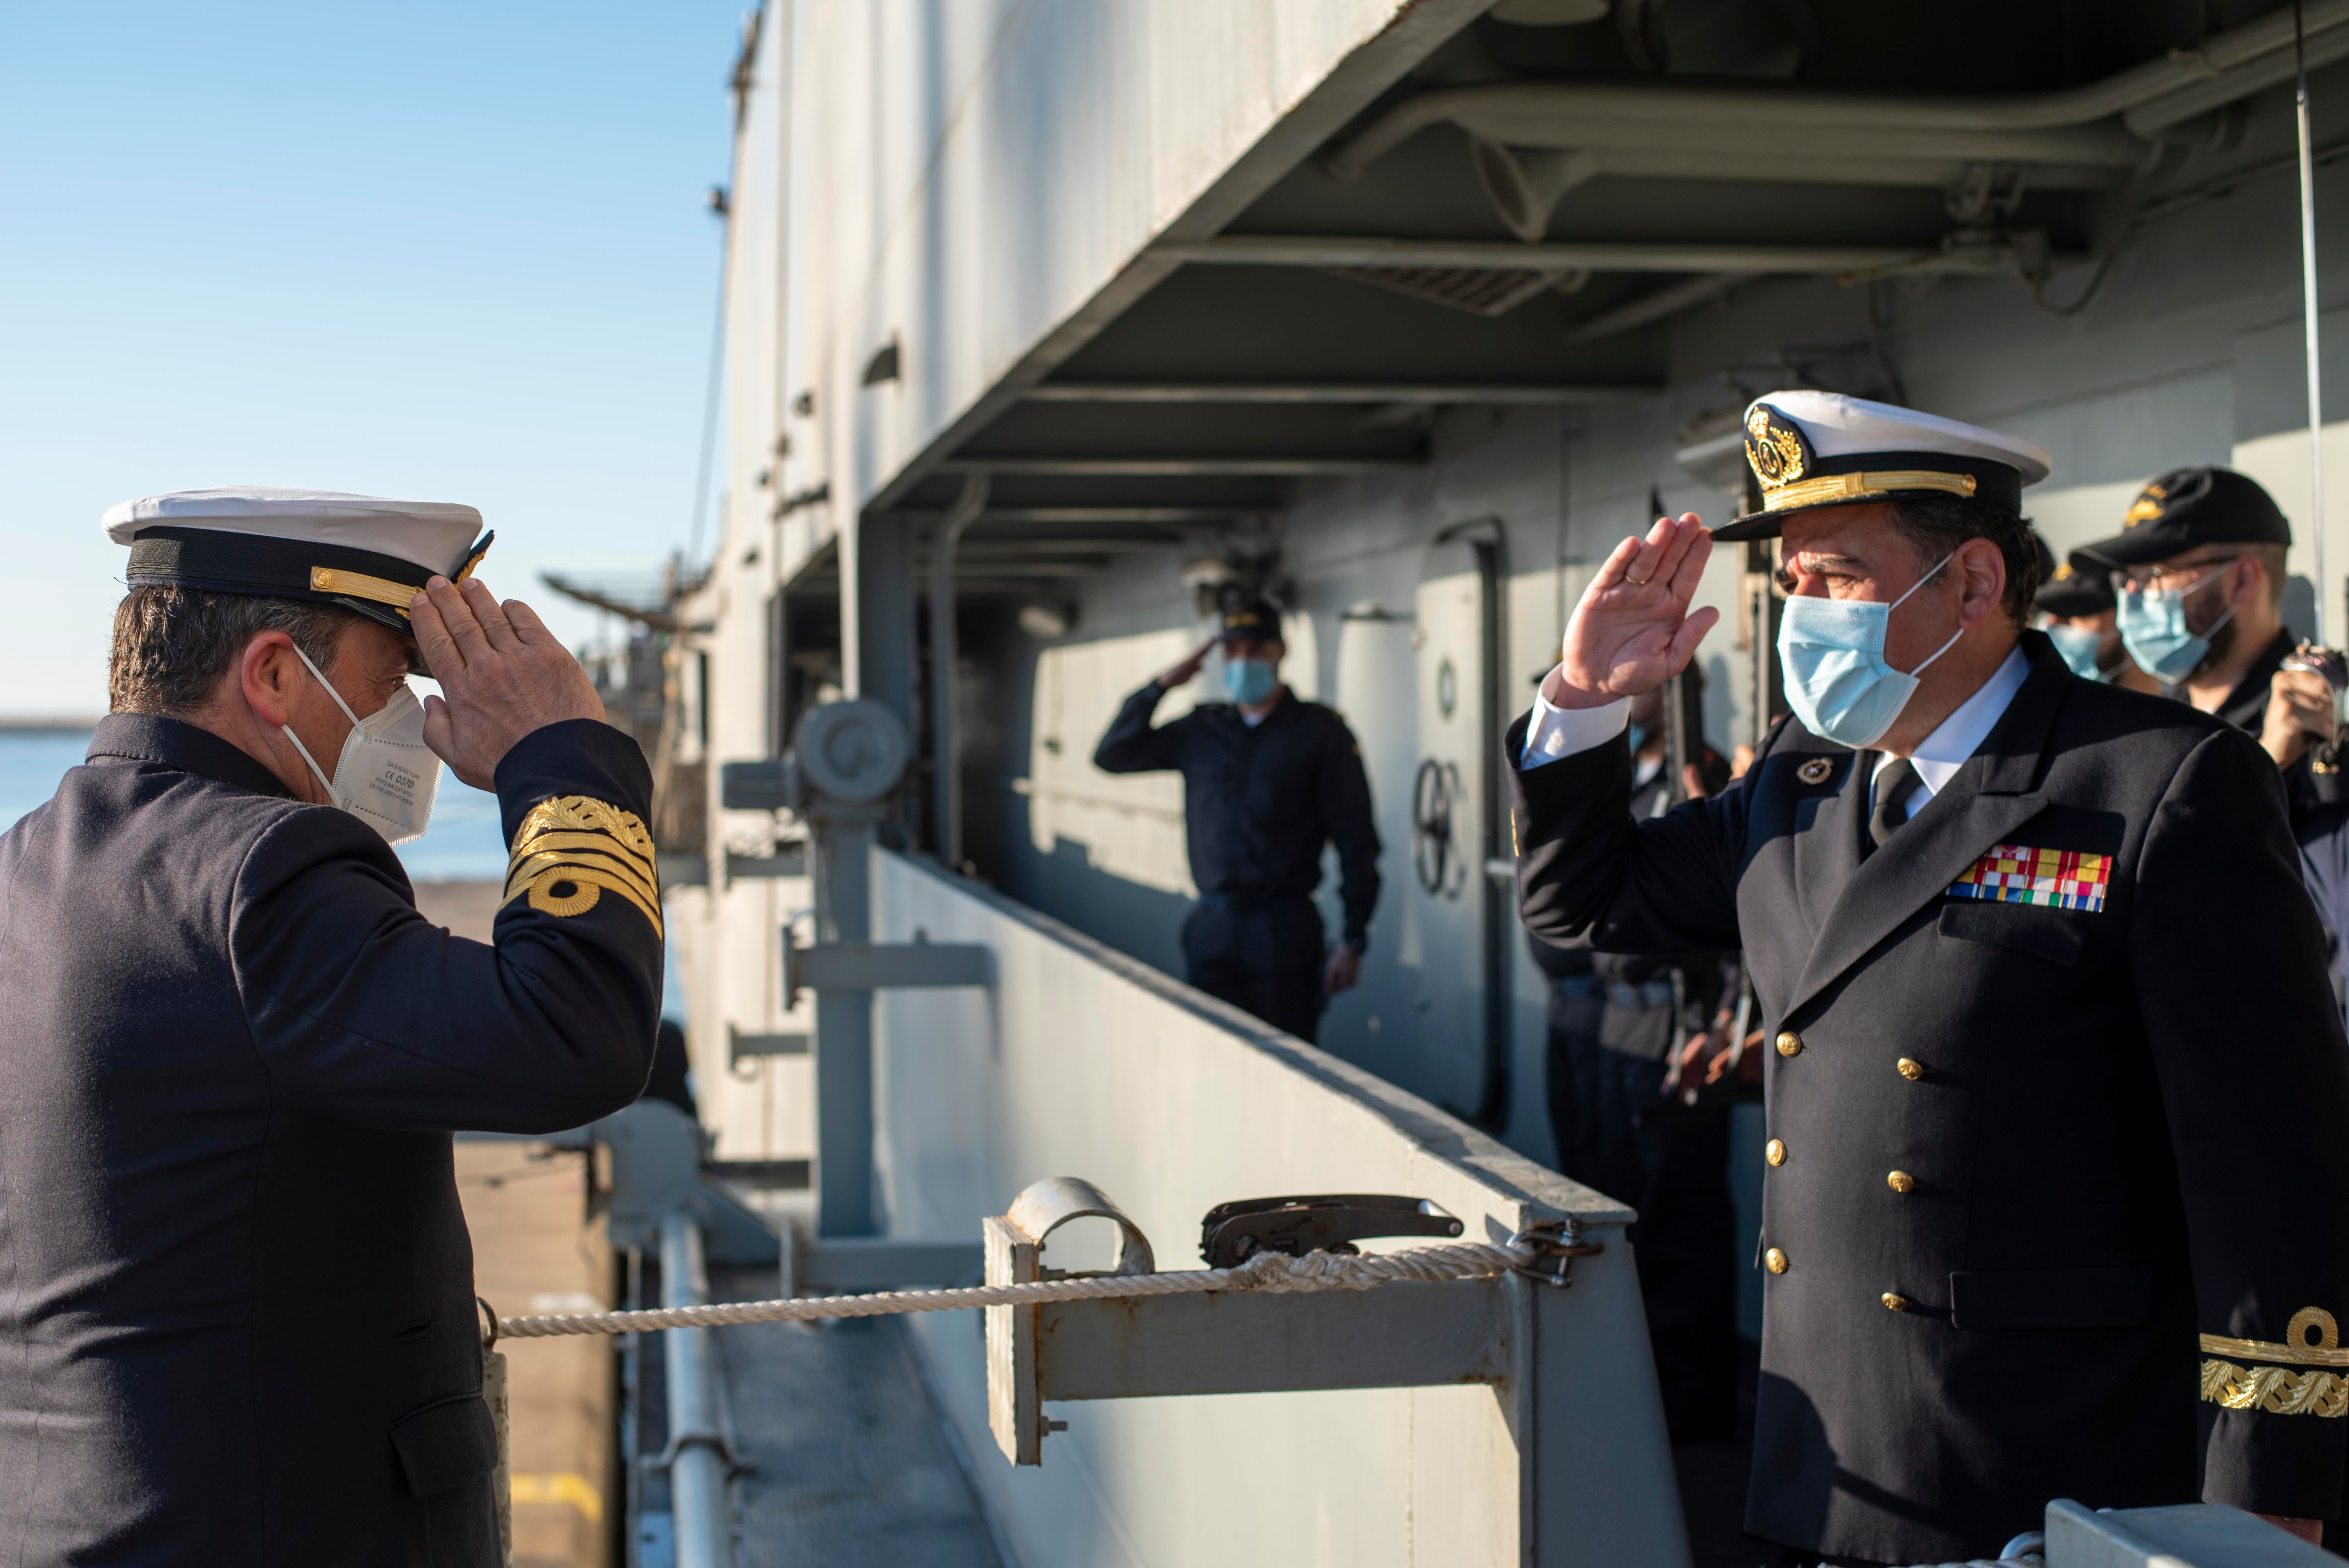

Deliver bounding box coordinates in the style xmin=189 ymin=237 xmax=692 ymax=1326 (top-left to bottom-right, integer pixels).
xmin=1508 ymin=394 xmax=2349 ymax=1564
xmin=0 ymin=490 xmax=661 ymax=1565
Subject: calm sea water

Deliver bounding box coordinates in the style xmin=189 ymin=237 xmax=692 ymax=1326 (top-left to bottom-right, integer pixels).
xmin=0 ymin=728 xmax=513 ymax=881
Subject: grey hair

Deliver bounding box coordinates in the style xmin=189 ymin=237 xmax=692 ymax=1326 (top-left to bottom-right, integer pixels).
xmin=108 ymin=587 xmax=366 ymax=717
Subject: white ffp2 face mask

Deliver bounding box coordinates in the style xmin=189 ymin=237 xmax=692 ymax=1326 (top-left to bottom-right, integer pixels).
xmin=278 ymin=644 xmax=440 ymax=846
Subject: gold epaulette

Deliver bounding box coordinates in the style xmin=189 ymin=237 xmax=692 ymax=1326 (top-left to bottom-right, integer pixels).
xmin=499 ymin=795 xmax=662 ymax=939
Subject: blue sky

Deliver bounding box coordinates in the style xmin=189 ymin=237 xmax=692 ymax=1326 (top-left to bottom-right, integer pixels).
xmin=0 ymin=2 xmax=748 ymax=715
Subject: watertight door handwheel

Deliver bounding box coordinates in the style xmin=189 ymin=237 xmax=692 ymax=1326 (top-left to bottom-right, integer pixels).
xmin=1411 ymin=757 xmax=1453 ymax=896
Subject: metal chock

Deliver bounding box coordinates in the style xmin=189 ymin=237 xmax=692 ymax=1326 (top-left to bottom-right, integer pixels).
xmin=1198 ymin=1194 xmax=1463 ymax=1268
xmin=1507 ymin=1218 xmax=1605 ymax=1288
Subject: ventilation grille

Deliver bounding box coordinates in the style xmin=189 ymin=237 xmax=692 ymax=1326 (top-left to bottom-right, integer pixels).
xmin=1322 ymin=265 xmax=1570 ymax=317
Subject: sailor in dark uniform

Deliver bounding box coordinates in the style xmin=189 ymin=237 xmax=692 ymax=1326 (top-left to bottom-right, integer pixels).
xmin=1508 ymin=394 xmax=2349 ymax=1563
xmin=2075 ymin=466 xmax=2340 ymax=815
xmin=1094 ymin=598 xmax=1379 ymax=1042
xmin=0 ymin=490 xmax=662 ymax=1565
xmin=2032 ymin=540 xmax=2160 ymax=694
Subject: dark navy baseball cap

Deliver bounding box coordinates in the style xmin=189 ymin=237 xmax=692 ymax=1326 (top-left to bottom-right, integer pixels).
xmin=1219 ymin=599 xmax=1281 ymax=641
xmin=2074 ymin=467 xmax=2290 ymax=570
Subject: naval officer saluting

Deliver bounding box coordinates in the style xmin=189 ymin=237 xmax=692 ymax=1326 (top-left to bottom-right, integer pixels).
xmin=0 ymin=490 xmax=663 ymax=1564
xmin=1510 ymin=394 xmax=2349 ymax=1563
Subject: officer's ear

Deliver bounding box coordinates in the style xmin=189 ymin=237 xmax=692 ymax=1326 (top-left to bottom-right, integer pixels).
xmin=237 ymin=630 xmax=309 ymax=730
xmin=1951 ymin=538 xmax=2008 ymax=630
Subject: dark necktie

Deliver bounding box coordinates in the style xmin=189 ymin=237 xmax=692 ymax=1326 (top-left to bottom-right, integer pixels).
xmin=1870 ymin=758 xmax=1923 ymax=848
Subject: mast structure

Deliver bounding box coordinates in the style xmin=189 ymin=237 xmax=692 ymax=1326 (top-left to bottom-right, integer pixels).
xmin=2301 ymin=0 xmax=2329 ymax=643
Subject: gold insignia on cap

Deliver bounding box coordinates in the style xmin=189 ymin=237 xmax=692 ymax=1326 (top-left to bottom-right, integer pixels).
xmin=2125 ymin=484 xmax=2167 ymax=527
xmin=1797 ymin=757 xmax=1834 ymax=784
xmin=1745 ymin=404 xmax=1811 ymax=489
xmin=2052 ymin=563 xmax=2074 ymax=581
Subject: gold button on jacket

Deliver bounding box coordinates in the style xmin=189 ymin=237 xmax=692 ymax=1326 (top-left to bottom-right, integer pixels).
xmin=1887 ymin=1170 xmax=1914 ymax=1193
xmin=1765 ymin=1138 xmax=1787 ymax=1167
xmin=1882 ymin=1292 xmax=1909 ymax=1312
xmin=1895 ymin=1057 xmax=1924 ymax=1080
xmin=1776 ymin=1030 xmax=1803 ymax=1057
xmin=1764 ymin=1247 xmax=1789 ymax=1274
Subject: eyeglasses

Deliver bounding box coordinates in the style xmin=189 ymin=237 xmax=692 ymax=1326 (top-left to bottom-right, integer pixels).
xmin=2110 ymin=556 xmax=2239 ymax=595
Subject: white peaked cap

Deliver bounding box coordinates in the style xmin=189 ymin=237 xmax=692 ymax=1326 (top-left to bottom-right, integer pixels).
xmin=102 ymin=487 xmax=485 ymax=577
xmin=1755 ymin=392 xmax=2051 ymax=486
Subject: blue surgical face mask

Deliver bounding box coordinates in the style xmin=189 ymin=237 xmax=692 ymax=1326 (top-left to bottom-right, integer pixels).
xmin=1776 ymin=553 xmax=1962 ymax=750
xmin=2044 ymin=623 xmax=2106 ymax=680
xmin=2116 ymin=565 xmax=2236 ymax=684
xmin=1223 ymin=656 xmax=1276 ymax=706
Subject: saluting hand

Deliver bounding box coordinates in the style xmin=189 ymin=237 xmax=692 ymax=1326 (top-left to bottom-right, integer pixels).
xmin=410 ymin=576 xmax=608 ymax=791
xmin=1157 ymin=636 xmax=1220 ymax=690
xmin=1546 ymin=513 xmax=1720 ymax=710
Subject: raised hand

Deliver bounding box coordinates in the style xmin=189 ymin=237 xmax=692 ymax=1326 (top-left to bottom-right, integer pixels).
xmin=1547 ymin=513 xmax=1720 ymax=710
xmin=1158 ymin=635 xmax=1220 ymax=689
xmin=2262 ymin=665 xmax=2337 ymax=770
xmin=410 ymin=576 xmax=608 ymax=790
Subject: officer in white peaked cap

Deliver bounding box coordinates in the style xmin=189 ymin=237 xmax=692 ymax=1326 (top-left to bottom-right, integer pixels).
xmin=0 ymin=488 xmax=663 ymax=1563
xmin=1508 ymin=393 xmax=2349 ymax=1562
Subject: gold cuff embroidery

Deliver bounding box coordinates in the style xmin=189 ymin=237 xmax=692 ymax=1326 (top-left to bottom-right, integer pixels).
xmin=513 ymin=796 xmax=656 ymax=857
xmin=1762 ymin=469 xmax=1981 ymax=512
xmin=2201 ymin=1360 xmax=2349 ymax=1418
xmin=504 ymin=845 xmax=659 ymax=909
xmin=512 ymin=864 xmax=663 ymax=934
xmin=2199 ymin=1308 xmax=2347 ymax=1417
xmin=499 ymin=794 xmax=661 ymax=938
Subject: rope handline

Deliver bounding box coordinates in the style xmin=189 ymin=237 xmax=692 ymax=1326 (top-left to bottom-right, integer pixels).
xmin=494 ymin=1238 xmax=1538 ymax=1341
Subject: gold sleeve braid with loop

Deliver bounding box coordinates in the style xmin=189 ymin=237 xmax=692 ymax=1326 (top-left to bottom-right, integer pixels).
xmin=500 ymin=795 xmax=663 ymax=938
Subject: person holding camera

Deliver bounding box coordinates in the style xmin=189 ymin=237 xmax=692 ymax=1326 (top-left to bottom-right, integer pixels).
xmin=2075 ymin=467 xmax=2340 ymax=815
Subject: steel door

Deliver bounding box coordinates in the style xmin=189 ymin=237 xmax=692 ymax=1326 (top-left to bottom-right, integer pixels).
xmin=1408 ymin=529 xmax=1505 ymax=1123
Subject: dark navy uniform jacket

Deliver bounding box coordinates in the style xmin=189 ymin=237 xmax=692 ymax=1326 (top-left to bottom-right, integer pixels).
xmin=0 ymin=714 xmax=662 ymax=1566
xmin=1094 ymin=681 xmax=1379 ymax=948
xmin=1509 ymin=633 xmax=2349 ymax=1563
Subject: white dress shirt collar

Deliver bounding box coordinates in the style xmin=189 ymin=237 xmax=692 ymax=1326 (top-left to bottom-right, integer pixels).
xmin=1872 ymin=643 xmax=2032 ymax=801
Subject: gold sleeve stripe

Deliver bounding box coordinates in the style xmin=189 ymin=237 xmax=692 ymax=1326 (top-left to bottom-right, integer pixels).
xmin=2201 ymin=1360 xmax=2349 ymax=1418
xmin=503 ymin=839 xmax=658 ymax=902
xmin=510 ymin=830 xmax=658 ymax=868
xmin=503 ymin=864 xmax=664 ymax=937
xmin=2201 ymin=1308 xmax=2347 ymax=1368
xmin=504 ymin=846 xmax=658 ymax=911
xmin=2201 ymin=1334 xmax=2349 ymax=1368
xmin=498 ymin=795 xmax=662 ymax=938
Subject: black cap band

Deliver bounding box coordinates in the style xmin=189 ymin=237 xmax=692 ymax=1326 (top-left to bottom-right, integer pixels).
xmin=1717 ymin=450 xmax=2024 ymax=542
xmin=125 ymin=526 xmax=492 ymax=632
